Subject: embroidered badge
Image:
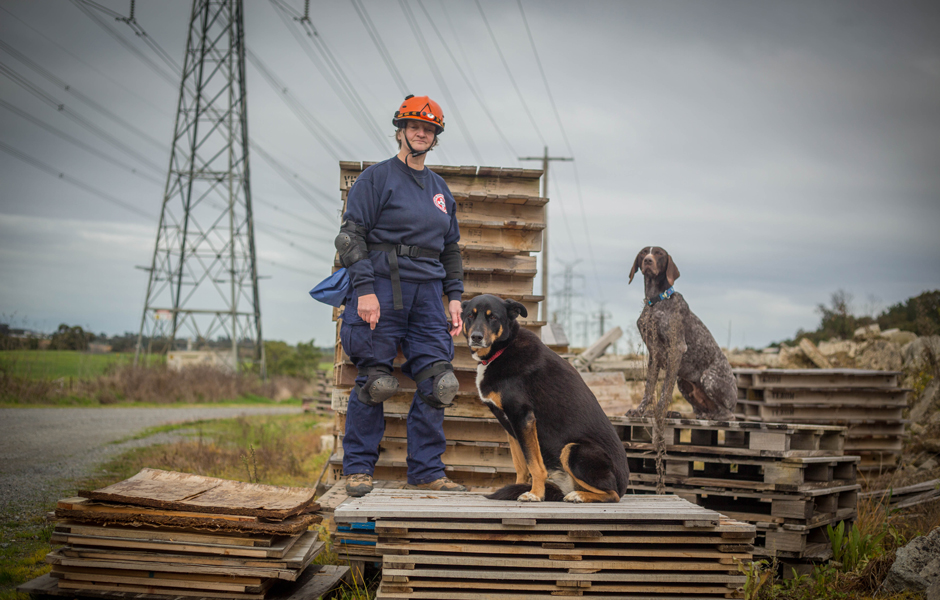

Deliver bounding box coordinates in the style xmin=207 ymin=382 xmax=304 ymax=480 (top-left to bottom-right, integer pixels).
xmin=433 ymin=193 xmax=447 ymax=213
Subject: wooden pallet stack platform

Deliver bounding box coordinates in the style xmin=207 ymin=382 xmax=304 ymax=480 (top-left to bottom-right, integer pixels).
xmin=733 ymin=368 xmax=909 ymax=471
xmin=333 ymin=489 xmax=755 ymax=599
xmin=613 ymin=417 xmax=858 ymax=566
xmin=327 ymin=162 xmax=550 ymax=490
xmin=301 ymin=370 xmax=333 ymax=415
xmin=20 ymin=469 xmax=349 ymax=600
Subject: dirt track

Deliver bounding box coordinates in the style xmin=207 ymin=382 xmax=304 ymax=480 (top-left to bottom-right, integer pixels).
xmin=0 ymin=405 xmax=302 ymax=521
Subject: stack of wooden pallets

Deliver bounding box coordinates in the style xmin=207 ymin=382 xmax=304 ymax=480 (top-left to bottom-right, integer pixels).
xmin=20 ymin=469 xmax=349 ymax=600
xmin=733 ymin=368 xmax=908 ymax=471
xmin=614 ymin=417 xmax=859 ymax=570
xmin=301 ymin=370 xmax=333 ymax=415
xmin=334 ymin=489 xmax=755 ymax=599
xmin=327 ymin=162 xmax=551 ymax=490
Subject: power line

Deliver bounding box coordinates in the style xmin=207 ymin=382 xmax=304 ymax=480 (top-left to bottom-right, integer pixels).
xmin=269 ymin=0 xmax=389 ymax=155
xmin=437 ymin=0 xmax=486 ymax=104
xmin=517 ymin=0 xmax=603 ymax=300
xmin=69 ymin=0 xmax=179 ymax=88
xmin=475 ymin=0 xmax=546 ymax=146
xmin=349 ymin=0 xmax=408 ymax=97
xmin=261 ymin=259 xmax=320 ymax=277
xmin=0 ymin=139 xmax=155 ymax=220
xmin=245 ymin=48 xmax=351 ymax=161
xmin=0 ymin=138 xmax=327 ymax=272
xmin=250 ymin=143 xmax=340 ymax=227
xmin=0 ymin=39 xmax=167 ymax=152
xmin=414 ymin=0 xmax=518 ymax=163
xmin=253 ymin=196 xmax=335 ymax=232
xmin=75 ymin=0 xmax=183 ymax=75
xmin=0 ymin=5 xmax=172 ymax=117
xmin=398 ymin=0 xmax=484 ymax=165
xmin=0 ymin=60 xmax=164 ymax=174
xmin=0 ymin=98 xmax=165 ymax=187
xmin=64 ymin=2 xmax=340 ymax=231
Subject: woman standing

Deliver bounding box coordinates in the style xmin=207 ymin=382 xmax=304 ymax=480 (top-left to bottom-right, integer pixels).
xmin=335 ymin=95 xmax=465 ymax=497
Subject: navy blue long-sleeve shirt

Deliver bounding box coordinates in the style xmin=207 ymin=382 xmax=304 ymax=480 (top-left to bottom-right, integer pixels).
xmin=344 ymin=157 xmax=463 ymax=302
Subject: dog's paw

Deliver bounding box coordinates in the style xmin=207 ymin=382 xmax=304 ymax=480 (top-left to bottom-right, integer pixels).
xmin=517 ymin=491 xmax=542 ymax=502
xmin=563 ymin=491 xmax=584 ymax=503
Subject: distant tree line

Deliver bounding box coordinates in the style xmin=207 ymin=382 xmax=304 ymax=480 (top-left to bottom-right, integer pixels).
xmin=1 ymin=323 xmax=322 ymax=379
xmin=778 ymin=290 xmax=939 ymax=346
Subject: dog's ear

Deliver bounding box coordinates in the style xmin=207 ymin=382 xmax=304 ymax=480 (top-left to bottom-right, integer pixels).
xmin=628 ymin=250 xmax=644 ymax=284
xmin=460 ymin=300 xmax=469 ymax=312
xmin=665 ymin=252 xmax=680 ymax=287
xmin=504 ymin=299 xmax=528 ymax=320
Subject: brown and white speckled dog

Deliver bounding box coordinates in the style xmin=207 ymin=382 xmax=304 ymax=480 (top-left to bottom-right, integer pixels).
xmin=627 ymin=247 xmax=737 ymax=421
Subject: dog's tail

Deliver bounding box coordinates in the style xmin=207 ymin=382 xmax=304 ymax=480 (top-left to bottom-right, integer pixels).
xmin=486 ymin=482 xmax=565 ymax=502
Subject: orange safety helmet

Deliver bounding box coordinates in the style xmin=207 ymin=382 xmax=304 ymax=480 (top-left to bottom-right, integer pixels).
xmin=393 ymin=95 xmax=445 ymax=135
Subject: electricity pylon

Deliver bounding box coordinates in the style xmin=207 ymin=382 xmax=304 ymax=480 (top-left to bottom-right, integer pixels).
xmin=135 ymin=0 xmax=264 ymax=375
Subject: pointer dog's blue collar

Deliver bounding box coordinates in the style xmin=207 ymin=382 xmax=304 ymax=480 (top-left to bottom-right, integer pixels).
xmin=647 ymin=287 xmax=675 ymax=306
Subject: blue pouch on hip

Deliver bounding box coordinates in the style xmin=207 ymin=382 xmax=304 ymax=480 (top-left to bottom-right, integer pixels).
xmin=309 ymin=268 xmax=350 ymax=307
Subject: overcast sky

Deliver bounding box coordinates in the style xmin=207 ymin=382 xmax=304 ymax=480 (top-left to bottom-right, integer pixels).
xmin=1 ymin=0 xmax=938 ymax=351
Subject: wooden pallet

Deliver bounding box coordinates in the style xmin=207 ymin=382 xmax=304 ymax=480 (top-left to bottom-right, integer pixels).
xmin=734 ymin=400 xmax=904 ymax=422
xmin=20 ymin=565 xmax=350 ymax=600
xmin=626 ymin=452 xmax=858 ymax=493
xmin=741 ymin=387 xmax=909 ymax=405
xmin=613 ymin=417 xmax=845 ymax=458
xmin=734 ymin=369 xmax=901 ymax=389
xmin=631 ymin=484 xmax=859 ymax=526
xmin=732 ymin=369 xmax=906 ymax=472
xmin=334 ymin=490 xmax=753 ymax=599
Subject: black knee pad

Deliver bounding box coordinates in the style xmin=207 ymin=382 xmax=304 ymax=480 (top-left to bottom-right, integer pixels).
xmin=415 ymin=361 xmax=458 ymax=409
xmin=354 ymin=365 xmax=399 ymax=406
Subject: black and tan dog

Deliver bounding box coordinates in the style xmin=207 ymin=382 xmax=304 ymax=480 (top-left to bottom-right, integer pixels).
xmin=461 ymin=294 xmax=629 ymax=503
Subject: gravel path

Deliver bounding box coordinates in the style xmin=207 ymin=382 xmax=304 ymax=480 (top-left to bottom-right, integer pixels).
xmin=0 ymin=406 xmax=302 ymax=521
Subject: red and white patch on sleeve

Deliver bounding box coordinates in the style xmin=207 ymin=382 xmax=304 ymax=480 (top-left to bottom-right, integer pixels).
xmin=433 ymin=193 xmax=447 ymax=213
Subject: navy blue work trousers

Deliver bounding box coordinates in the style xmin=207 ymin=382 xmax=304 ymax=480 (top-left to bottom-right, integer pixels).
xmin=339 ymin=276 xmax=453 ymax=485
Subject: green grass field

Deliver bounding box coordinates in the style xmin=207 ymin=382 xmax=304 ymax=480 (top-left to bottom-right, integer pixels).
xmin=0 ymin=350 xmax=163 ymax=381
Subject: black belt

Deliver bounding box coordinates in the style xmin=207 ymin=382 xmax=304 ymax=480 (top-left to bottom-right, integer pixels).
xmin=368 ymin=243 xmax=440 ymax=310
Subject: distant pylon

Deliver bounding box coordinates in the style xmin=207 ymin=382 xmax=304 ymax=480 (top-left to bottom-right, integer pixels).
xmin=135 ymin=0 xmax=264 ymax=375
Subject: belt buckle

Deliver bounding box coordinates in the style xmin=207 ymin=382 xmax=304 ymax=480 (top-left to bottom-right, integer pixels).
xmin=398 ymin=244 xmax=419 ymax=258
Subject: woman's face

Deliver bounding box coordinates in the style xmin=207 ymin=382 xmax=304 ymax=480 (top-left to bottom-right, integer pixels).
xmin=400 ymin=120 xmax=437 ymax=152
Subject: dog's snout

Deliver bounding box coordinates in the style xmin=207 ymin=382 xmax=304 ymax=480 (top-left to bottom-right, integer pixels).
xmin=642 ymin=255 xmax=654 ymax=265
xmin=469 ymin=332 xmax=484 ymax=344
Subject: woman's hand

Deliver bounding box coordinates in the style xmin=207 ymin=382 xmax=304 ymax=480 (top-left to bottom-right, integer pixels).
xmin=448 ymin=300 xmax=463 ymax=337
xmin=358 ymin=293 xmax=380 ymax=330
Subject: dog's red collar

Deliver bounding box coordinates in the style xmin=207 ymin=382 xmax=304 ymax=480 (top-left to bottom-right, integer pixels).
xmin=479 ymin=347 xmax=505 ymax=366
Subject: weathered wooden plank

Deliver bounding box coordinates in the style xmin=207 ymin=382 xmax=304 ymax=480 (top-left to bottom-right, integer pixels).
xmin=55 ymin=579 xmax=268 ymax=599
xmin=53 ymin=522 xmax=275 ymax=547
xmin=376 ymin=541 xmax=751 ymax=562
xmin=380 ymin=567 xmax=746 ymax=584
xmin=51 ymin=565 xmax=268 ymax=593
xmin=55 ymin=499 xmax=320 ymax=535
xmin=331 ymin=388 xmax=492 ymax=418
xmin=335 ymin=414 xmax=506 ymax=444
xmin=50 ymin=532 xmax=300 ymax=558
xmin=78 ymin=469 xmax=317 ymax=519
xmin=334 ymin=492 xmax=723 ymax=523
xmin=340 ymin=168 xmax=541 ymax=196
xmin=734 ymin=368 xmax=900 ymax=389
xmin=748 ymin=387 xmax=909 ymax=405
xmin=381 ymin=579 xmax=738 ymax=594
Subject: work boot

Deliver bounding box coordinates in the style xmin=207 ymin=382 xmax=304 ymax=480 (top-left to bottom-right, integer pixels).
xmin=345 ymin=473 xmax=374 ymax=497
xmin=405 ymin=477 xmax=467 ymax=492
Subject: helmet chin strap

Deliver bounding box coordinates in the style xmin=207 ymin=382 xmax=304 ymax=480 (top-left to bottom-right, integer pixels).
xmin=402 ymin=130 xmax=434 ymax=190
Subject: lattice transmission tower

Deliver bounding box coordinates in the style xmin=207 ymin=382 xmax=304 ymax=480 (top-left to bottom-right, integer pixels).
xmin=135 ymin=0 xmax=264 ymax=375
